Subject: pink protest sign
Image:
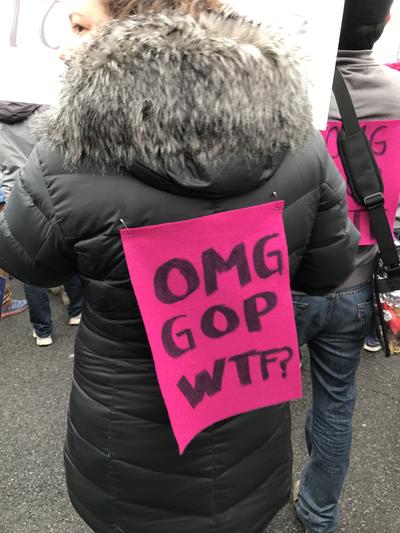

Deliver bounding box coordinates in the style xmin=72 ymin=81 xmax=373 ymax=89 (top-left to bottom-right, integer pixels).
xmin=322 ymin=120 xmax=400 ymax=245
xmin=121 ymin=201 xmax=302 ymax=454
xmin=387 ymin=63 xmax=400 ymax=72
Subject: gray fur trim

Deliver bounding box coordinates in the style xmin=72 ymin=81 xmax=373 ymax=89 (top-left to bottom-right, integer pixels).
xmin=35 ymin=12 xmax=313 ymax=174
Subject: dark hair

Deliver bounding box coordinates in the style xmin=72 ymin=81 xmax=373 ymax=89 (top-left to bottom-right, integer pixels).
xmin=339 ymin=21 xmax=387 ymax=50
xmin=102 ymin=0 xmax=223 ymax=19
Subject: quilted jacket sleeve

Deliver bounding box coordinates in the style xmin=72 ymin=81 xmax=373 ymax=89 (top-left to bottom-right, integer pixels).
xmin=291 ymin=135 xmax=360 ymax=294
xmin=0 ymin=145 xmax=76 ymax=287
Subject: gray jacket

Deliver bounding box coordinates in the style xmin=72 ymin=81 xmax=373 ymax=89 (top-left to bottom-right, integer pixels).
xmin=331 ymin=50 xmax=400 ymax=288
xmin=0 ymin=102 xmax=42 ymax=200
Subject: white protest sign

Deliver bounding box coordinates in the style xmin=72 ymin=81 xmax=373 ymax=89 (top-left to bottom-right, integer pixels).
xmin=0 ymin=0 xmax=68 ymax=105
xmin=227 ymin=0 xmax=345 ymax=130
xmin=1 ymin=0 xmax=345 ymax=128
xmin=374 ymin=0 xmax=400 ymax=63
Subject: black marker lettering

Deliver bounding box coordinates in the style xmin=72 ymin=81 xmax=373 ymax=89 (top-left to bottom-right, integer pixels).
xmin=201 ymin=305 xmax=240 ymax=339
xmin=154 ymin=258 xmax=200 ymax=304
xmin=243 ymin=292 xmax=277 ymax=332
xmin=177 ymin=358 xmax=226 ymax=408
xmin=202 ymin=242 xmax=251 ymax=296
xmin=253 ymin=234 xmax=282 ymax=279
xmin=161 ymin=315 xmax=196 ymax=357
xmin=229 ymin=351 xmax=254 ymax=385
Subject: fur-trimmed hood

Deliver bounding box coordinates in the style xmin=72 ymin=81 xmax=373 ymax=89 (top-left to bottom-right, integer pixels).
xmin=36 ymin=11 xmax=313 ymax=195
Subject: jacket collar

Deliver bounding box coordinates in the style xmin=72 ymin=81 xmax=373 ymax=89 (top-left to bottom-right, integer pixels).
xmin=336 ymin=49 xmax=378 ymax=68
xmin=36 ymin=12 xmax=312 ymax=195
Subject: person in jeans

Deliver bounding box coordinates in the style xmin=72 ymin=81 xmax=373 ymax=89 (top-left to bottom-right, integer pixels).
xmin=0 ymin=173 xmax=28 ymax=318
xmin=294 ymin=1 xmax=397 ymax=531
xmin=0 ymin=101 xmax=83 ymax=343
xmin=25 ymin=278 xmax=83 ymax=346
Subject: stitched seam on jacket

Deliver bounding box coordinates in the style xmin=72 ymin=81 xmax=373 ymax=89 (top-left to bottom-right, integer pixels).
xmin=211 ymin=427 xmax=219 ymax=531
xmin=284 ymin=187 xmax=320 ymax=210
xmin=216 ymin=431 xmax=278 ymax=478
xmin=17 ymin=175 xmax=52 ymax=223
xmin=111 ymin=456 xmax=212 ymax=481
xmin=2 ymin=217 xmax=36 ymax=267
xmin=219 ymin=465 xmax=287 ymax=516
xmin=35 ymin=145 xmax=70 ymax=243
xmin=73 ymin=373 xmax=171 ymax=427
xmin=14 ymin=176 xmax=59 ymax=264
xmin=102 ymin=498 xmax=214 ymax=520
xmin=104 ymin=358 xmax=119 ymax=533
xmin=25 ymin=151 xmax=57 ymax=224
xmin=64 ymin=447 xmax=108 ymax=496
xmin=215 ymin=416 xmax=290 ymax=515
xmin=17 ymin=150 xmax=70 ymax=266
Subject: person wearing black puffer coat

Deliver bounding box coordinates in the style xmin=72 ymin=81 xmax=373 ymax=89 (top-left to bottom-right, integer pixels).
xmin=0 ymin=3 xmax=359 ymax=533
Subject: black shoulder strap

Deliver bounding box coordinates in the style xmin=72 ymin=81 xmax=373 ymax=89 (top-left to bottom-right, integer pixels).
xmin=332 ymin=68 xmax=400 ymax=277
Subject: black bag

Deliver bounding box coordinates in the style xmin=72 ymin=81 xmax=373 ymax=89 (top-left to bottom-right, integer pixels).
xmin=333 ymin=68 xmax=400 ymax=356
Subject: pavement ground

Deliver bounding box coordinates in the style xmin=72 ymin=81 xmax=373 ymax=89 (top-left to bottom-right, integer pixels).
xmin=1 ymin=281 xmax=399 ymax=533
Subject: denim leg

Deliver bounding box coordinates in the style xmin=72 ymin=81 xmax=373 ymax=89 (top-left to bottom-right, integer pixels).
xmin=293 ymin=294 xmax=329 ymax=347
xmin=63 ymin=276 xmax=83 ymax=318
xmin=295 ymin=282 xmax=374 ymax=532
xmin=24 ymin=284 xmax=52 ymax=337
xmin=304 ymin=408 xmax=313 ymax=455
xmin=0 ymin=205 xmax=11 ymax=310
xmin=0 ymin=268 xmax=12 ymax=310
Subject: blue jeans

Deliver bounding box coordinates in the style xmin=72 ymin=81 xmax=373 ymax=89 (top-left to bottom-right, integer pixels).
xmin=293 ymin=281 xmax=374 ymax=532
xmin=24 ymin=276 xmax=82 ymax=337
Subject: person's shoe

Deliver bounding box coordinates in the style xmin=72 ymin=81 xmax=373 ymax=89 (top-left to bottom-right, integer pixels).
xmin=292 ymin=480 xmax=309 ymax=532
xmin=1 ymin=299 xmax=28 ymax=318
xmin=69 ymin=314 xmax=81 ymax=326
xmin=33 ymin=330 xmax=53 ymax=347
xmin=363 ymin=334 xmax=382 ymax=352
xmin=292 ymin=480 xmax=300 ymax=504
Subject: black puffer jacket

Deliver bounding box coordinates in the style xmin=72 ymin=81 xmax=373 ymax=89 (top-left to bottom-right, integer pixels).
xmin=0 ymin=13 xmax=358 ymax=533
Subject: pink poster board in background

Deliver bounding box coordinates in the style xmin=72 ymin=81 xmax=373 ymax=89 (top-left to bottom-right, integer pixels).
xmin=121 ymin=202 xmax=302 ymax=454
xmin=322 ymin=120 xmax=400 ymax=245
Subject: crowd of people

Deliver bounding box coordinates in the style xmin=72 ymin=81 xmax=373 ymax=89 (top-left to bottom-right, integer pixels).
xmin=0 ymin=101 xmax=83 ymax=344
xmin=0 ymin=0 xmax=399 ymax=532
